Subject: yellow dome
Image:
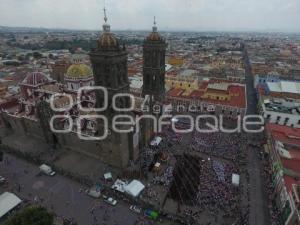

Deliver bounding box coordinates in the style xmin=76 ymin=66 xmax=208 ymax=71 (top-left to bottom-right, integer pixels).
xmin=65 ymin=64 xmax=93 ymax=79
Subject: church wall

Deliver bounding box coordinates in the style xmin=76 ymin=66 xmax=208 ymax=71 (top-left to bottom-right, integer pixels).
xmin=1 ymin=113 xmax=27 ymax=136
xmin=23 ymin=118 xmax=45 ymax=140
xmin=56 ymin=131 xmax=131 ymax=168
xmin=0 ymin=113 xmax=46 ymax=142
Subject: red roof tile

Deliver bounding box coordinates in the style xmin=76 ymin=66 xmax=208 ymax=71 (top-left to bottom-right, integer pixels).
xmin=289 ymin=149 xmax=300 ymax=161
xmin=167 ymin=88 xmax=185 ymax=97
xmin=166 ymin=84 xmax=246 ymax=108
xmin=267 ymin=124 xmax=300 ymax=146
xmin=284 ymin=175 xmax=300 ymax=193
xmin=282 ymin=158 xmax=300 ymax=174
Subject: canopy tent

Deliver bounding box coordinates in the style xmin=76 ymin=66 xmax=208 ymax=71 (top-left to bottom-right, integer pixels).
xmin=111 ymin=179 xmax=127 ymax=193
xmin=104 ymin=172 xmax=113 ymax=180
xmin=150 ymin=136 xmax=162 ymax=146
xmin=0 ymin=192 xmax=22 ymax=218
xmin=124 ymin=180 xmax=145 ymax=197
xmin=232 ymin=174 xmax=240 ymax=186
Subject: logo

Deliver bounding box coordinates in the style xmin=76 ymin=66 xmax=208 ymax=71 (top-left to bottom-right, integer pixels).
xmin=49 ymin=86 xmax=265 ymax=140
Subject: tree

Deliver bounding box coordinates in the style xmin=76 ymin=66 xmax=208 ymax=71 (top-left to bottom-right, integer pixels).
xmin=4 ymin=207 xmax=53 ymax=225
xmin=33 ymin=52 xmax=43 ymax=59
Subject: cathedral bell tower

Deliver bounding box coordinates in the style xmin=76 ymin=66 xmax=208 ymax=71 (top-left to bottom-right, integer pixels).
xmin=89 ymin=7 xmax=132 ymax=168
xmin=90 ymin=8 xmax=130 ymax=121
xmin=142 ymin=17 xmax=167 ymax=102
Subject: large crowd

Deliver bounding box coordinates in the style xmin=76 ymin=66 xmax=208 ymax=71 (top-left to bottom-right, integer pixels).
xmin=141 ymin=118 xmax=251 ymax=225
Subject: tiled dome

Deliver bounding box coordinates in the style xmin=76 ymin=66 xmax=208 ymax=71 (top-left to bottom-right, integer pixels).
xmin=147 ymin=32 xmax=163 ymax=41
xmin=22 ymin=72 xmax=50 ymax=86
xmin=98 ymin=31 xmax=119 ymax=48
xmin=65 ymin=64 xmax=93 ymax=79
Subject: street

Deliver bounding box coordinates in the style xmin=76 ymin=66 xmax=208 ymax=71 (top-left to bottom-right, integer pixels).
xmin=243 ymin=45 xmax=271 ymax=225
xmin=0 ymin=153 xmax=142 ymax=225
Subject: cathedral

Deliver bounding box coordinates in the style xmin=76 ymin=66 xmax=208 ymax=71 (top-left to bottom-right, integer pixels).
xmin=0 ymin=9 xmax=167 ymax=170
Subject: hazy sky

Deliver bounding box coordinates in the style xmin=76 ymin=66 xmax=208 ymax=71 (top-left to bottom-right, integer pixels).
xmin=1 ymin=0 xmax=300 ymax=32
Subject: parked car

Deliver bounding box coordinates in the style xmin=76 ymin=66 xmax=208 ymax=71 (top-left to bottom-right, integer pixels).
xmin=104 ymin=197 xmax=117 ymax=206
xmin=87 ymin=189 xmax=101 ymax=199
xmin=0 ymin=176 xmax=6 ymax=184
xmin=129 ymin=205 xmax=142 ymax=214
xmin=39 ymin=164 xmax=55 ymax=176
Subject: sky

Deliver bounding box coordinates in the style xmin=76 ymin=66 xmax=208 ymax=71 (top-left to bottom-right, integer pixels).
xmin=0 ymin=0 xmax=300 ymax=32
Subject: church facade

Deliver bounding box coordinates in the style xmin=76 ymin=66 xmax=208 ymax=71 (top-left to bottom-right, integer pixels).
xmin=0 ymin=11 xmax=167 ymax=170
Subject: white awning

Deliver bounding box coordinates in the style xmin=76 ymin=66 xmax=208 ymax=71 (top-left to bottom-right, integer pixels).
xmin=104 ymin=172 xmax=112 ymax=180
xmin=124 ymin=180 xmax=145 ymax=197
xmin=111 ymin=179 xmax=127 ymax=193
xmin=0 ymin=192 xmax=22 ymax=218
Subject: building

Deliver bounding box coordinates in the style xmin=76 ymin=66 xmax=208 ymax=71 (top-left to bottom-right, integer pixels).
xmin=168 ymin=57 xmax=184 ymax=66
xmin=0 ymin=8 xmax=149 ymax=169
xmin=254 ymin=72 xmax=280 ymax=90
xmin=265 ymin=124 xmax=300 ymax=225
xmin=89 ymin=8 xmax=135 ymax=168
xmin=64 ymin=63 xmax=94 ymax=91
xmin=142 ymin=17 xmax=167 ymax=102
xmin=166 ymin=78 xmax=246 ymax=117
xmin=50 ymin=59 xmax=70 ymax=83
xmin=258 ymin=81 xmax=300 ymax=128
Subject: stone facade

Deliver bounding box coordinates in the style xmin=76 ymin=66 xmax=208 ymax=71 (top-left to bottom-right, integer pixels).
xmin=142 ymin=24 xmax=167 ymax=102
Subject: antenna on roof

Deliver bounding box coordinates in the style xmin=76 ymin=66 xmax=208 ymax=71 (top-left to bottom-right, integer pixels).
xmin=103 ymin=0 xmax=107 ymax=23
xmin=153 ymin=16 xmax=157 ymax=32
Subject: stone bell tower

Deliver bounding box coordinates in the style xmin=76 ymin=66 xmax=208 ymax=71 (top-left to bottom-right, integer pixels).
xmin=142 ymin=17 xmax=167 ymax=102
xmin=89 ymin=7 xmax=132 ymax=168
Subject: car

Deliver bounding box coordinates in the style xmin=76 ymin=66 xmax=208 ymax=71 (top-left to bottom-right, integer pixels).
xmin=0 ymin=176 xmax=6 ymax=183
xmin=39 ymin=164 xmax=55 ymax=176
xmin=129 ymin=205 xmax=142 ymax=214
xmin=104 ymin=197 xmax=117 ymax=206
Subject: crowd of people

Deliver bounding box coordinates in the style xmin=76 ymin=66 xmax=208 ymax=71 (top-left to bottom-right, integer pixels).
xmin=191 ymin=132 xmax=243 ymax=162
xmin=140 ymin=117 xmax=251 ymax=225
xmin=196 ymin=158 xmax=240 ymax=221
xmin=262 ymin=158 xmax=281 ymax=225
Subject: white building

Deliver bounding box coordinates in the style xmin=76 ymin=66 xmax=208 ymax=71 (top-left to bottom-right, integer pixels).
xmin=260 ymin=98 xmax=300 ymax=128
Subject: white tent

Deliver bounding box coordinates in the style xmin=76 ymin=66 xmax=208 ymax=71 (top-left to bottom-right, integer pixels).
xmin=104 ymin=172 xmax=113 ymax=180
xmin=0 ymin=192 xmax=22 ymax=218
xmin=111 ymin=179 xmax=127 ymax=193
xmin=232 ymin=174 xmax=240 ymax=186
xmin=124 ymin=180 xmax=145 ymax=197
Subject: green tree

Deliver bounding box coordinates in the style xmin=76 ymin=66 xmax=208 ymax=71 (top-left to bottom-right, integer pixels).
xmin=4 ymin=207 xmax=53 ymax=225
xmin=33 ymin=52 xmax=43 ymax=59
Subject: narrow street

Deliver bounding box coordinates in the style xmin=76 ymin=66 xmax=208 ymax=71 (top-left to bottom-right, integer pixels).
xmin=243 ymin=44 xmax=271 ymax=225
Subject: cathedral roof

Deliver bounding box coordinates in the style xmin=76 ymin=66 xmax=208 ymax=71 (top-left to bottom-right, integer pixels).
xmin=146 ymin=17 xmax=164 ymax=42
xmin=98 ymin=31 xmax=119 ymax=49
xmin=97 ymin=8 xmax=120 ymax=50
xmin=22 ymin=71 xmax=51 ymax=86
xmin=65 ymin=64 xmax=93 ymax=79
xmin=147 ymin=32 xmax=163 ymax=42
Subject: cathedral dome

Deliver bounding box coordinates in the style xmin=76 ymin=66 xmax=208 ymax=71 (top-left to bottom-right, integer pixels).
xmin=146 ymin=17 xmax=163 ymax=42
xmin=98 ymin=31 xmax=119 ymax=48
xmin=65 ymin=64 xmax=93 ymax=79
xmin=147 ymin=32 xmax=163 ymax=41
xmin=22 ymin=71 xmax=51 ymax=86
xmin=95 ymin=8 xmax=121 ymax=50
